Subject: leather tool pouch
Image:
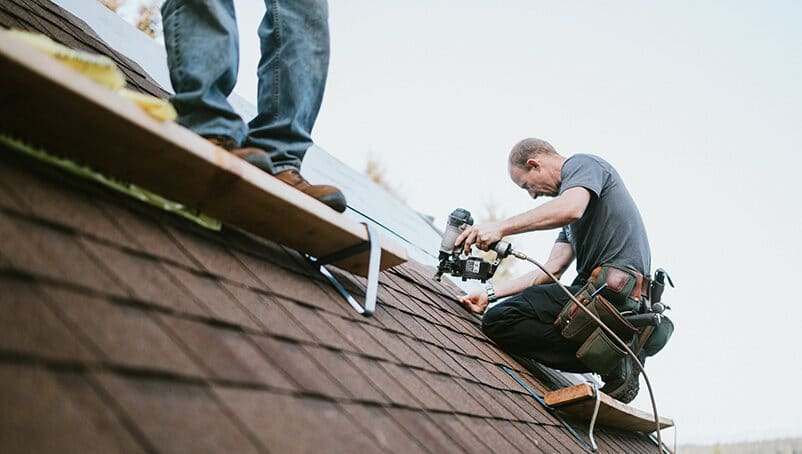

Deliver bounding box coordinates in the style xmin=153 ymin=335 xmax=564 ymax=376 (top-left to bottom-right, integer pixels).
xmin=556 ymin=282 xmax=638 ymax=374
xmin=590 ymin=263 xmax=643 ymax=312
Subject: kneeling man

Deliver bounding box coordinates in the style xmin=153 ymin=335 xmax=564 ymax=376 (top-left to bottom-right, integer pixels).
xmin=457 ymin=138 xmax=672 ymax=403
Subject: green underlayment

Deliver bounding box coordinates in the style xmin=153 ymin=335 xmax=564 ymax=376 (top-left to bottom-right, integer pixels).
xmin=0 ymin=133 xmax=221 ymax=231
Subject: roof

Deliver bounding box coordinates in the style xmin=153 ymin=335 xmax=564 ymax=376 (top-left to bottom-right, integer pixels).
xmin=0 ymin=1 xmax=661 ymax=452
xmin=0 ymin=139 xmax=657 ymax=454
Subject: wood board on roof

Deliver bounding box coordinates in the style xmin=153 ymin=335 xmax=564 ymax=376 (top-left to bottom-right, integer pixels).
xmin=0 ymin=33 xmax=407 ymax=276
xmin=544 ymin=383 xmax=674 ymax=432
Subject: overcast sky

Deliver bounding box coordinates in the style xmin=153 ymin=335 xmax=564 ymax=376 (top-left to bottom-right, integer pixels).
xmin=203 ymin=0 xmax=801 ymax=444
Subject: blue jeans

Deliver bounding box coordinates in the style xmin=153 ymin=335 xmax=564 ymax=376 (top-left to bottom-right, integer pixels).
xmin=161 ymin=0 xmax=329 ymax=172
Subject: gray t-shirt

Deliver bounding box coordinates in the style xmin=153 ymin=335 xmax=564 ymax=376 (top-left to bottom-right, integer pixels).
xmin=555 ymin=154 xmax=651 ymax=277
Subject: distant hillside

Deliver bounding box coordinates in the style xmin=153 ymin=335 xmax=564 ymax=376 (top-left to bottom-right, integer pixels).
xmin=681 ymin=438 xmax=802 ymax=454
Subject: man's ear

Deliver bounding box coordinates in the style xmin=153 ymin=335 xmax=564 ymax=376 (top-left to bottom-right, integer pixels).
xmin=526 ymin=158 xmax=540 ymax=170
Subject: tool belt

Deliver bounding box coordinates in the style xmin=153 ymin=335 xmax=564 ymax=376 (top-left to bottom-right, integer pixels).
xmin=588 ymin=263 xmax=650 ymax=312
xmin=555 ymin=282 xmax=638 ymax=374
xmin=555 ymin=264 xmax=673 ymax=375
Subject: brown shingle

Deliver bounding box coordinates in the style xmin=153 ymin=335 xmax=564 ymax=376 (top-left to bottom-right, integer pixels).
xmin=0 ymin=212 xmax=126 ymax=296
xmin=81 ymin=241 xmax=208 ymax=317
xmin=423 ymin=343 xmax=473 ymax=378
xmin=221 ymin=284 xmax=311 ymax=339
xmin=0 ymin=364 xmax=146 ymax=453
xmin=446 ymin=326 xmax=487 ymax=358
xmin=384 ymin=306 xmax=438 ymax=343
xmin=368 ymin=303 xmax=409 ymax=333
xmin=163 ymin=266 xmax=260 ymax=329
xmin=0 ymin=159 xmax=130 ymax=245
xmin=510 ymin=422 xmax=552 ymax=453
xmin=164 ymin=225 xmax=262 ymax=288
xmin=487 ymin=420 xmax=546 ymax=453
xmin=410 ymin=342 xmax=456 ymax=375
xmin=421 ymin=321 xmax=466 ymax=353
xmin=236 ymin=253 xmax=344 ymax=311
xmin=340 ymin=403 xmax=430 ymax=453
xmin=464 ymin=383 xmax=518 ymax=420
xmin=542 ymin=425 xmax=587 ymax=454
xmin=450 ymin=354 xmax=505 ymax=388
xmin=302 ymin=346 xmax=389 ymax=403
xmin=217 ymin=388 xmax=383 ymax=453
xmin=396 ymin=335 xmax=441 ymax=370
xmin=348 ymin=355 xmax=419 ymax=408
xmin=380 ymin=362 xmax=451 ymax=411
xmin=374 ymin=281 xmax=407 ymax=311
xmin=498 ymin=389 xmax=555 ymax=425
xmin=455 ymin=415 xmax=522 ymax=454
xmin=412 ymin=370 xmax=489 ymax=417
xmin=159 ymin=316 xmax=294 ymax=389
xmin=42 ymin=286 xmax=202 ymax=377
xmin=386 ymin=408 xmax=465 ymax=454
xmin=426 ymin=413 xmax=496 ymax=454
xmin=289 ymin=303 xmax=358 ymax=351
xmin=0 ymin=277 xmax=96 ymax=362
xmin=477 ymin=360 xmax=526 ymax=391
xmin=97 ymin=202 xmax=196 ymax=268
xmin=0 ymin=159 xmax=28 ymax=211
xmin=95 ymin=373 xmax=261 ymax=453
xmin=325 ymin=316 xmax=396 ymax=360
xmin=361 ymin=324 xmax=430 ymax=368
xmin=250 ymin=335 xmax=349 ymax=399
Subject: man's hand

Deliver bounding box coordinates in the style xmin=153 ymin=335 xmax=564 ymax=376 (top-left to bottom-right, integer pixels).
xmin=455 ymin=222 xmax=505 ymax=255
xmin=458 ymin=289 xmax=490 ymax=315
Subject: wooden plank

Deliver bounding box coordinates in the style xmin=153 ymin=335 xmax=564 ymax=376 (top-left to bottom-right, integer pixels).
xmin=0 ymin=33 xmax=407 ymax=276
xmin=544 ymin=384 xmax=674 ymax=432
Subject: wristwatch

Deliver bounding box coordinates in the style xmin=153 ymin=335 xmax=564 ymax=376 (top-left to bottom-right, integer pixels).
xmin=485 ymin=282 xmax=498 ymax=304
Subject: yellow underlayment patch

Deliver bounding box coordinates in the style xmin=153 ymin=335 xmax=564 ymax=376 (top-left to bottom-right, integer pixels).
xmin=0 ymin=133 xmax=221 ymax=231
xmin=5 ymin=29 xmax=177 ymax=121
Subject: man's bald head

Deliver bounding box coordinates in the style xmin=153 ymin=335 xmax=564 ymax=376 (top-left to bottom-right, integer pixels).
xmin=508 ymin=138 xmax=559 ymax=169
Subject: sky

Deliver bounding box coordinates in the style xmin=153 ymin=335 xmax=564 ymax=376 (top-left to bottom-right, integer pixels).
xmin=132 ymin=0 xmax=802 ymax=445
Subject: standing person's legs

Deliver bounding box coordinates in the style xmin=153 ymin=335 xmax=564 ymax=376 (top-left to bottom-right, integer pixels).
xmin=162 ymin=0 xmax=247 ymax=145
xmin=481 ymin=283 xmax=589 ymax=373
xmin=247 ymin=0 xmax=330 ymax=172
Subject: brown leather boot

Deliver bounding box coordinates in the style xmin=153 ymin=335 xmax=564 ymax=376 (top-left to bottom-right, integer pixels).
xmin=205 ymin=137 xmax=345 ymax=212
xmin=274 ymin=169 xmax=347 ymax=213
xmin=205 ymin=136 xmax=274 ymax=174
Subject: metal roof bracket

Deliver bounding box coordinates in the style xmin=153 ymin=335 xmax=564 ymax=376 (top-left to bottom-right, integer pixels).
xmin=307 ymin=222 xmax=381 ymax=317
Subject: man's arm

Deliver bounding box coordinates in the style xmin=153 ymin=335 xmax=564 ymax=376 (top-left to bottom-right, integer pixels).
xmin=456 ymin=187 xmax=591 ymax=253
xmin=457 ymin=241 xmax=575 ymax=314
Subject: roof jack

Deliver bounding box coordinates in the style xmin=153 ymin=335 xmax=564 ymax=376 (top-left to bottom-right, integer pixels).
xmin=306 ymin=222 xmax=381 ymax=317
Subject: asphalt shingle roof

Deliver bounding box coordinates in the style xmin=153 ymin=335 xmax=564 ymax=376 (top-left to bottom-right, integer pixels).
xmin=0 ymin=135 xmax=657 ymax=454
xmin=0 ymin=1 xmax=661 ymax=452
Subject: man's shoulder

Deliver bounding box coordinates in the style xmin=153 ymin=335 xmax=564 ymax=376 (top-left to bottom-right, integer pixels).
xmin=566 ymin=153 xmax=609 ymax=167
xmin=562 ymin=153 xmax=614 ymax=175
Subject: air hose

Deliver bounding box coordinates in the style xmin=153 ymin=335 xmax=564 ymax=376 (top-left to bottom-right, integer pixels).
xmin=508 ymin=248 xmax=666 ymax=453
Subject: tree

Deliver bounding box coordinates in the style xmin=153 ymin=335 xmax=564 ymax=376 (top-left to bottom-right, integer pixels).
xmin=364 ymin=155 xmax=405 ymax=201
xmin=97 ymin=0 xmax=121 ymax=11
xmin=96 ymin=0 xmax=164 ymax=39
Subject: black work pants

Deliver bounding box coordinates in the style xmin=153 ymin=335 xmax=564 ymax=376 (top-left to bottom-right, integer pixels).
xmin=481 ymin=282 xmax=591 ymax=373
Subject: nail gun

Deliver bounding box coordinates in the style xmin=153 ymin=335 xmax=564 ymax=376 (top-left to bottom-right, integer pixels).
xmin=433 ymin=208 xmax=512 ymax=282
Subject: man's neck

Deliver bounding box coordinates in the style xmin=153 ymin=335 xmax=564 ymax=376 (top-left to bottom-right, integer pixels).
xmin=552 ymin=154 xmax=567 ymax=186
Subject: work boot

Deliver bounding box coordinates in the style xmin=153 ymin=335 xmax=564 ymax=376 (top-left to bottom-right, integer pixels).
xmin=205 ymin=136 xmax=274 ymax=174
xmin=274 ymin=169 xmax=347 ymax=213
xmin=600 ymin=351 xmax=646 ymax=404
xmin=205 ymin=137 xmax=347 ymax=213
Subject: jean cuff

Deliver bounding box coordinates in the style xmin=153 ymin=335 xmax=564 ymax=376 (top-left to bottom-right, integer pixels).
xmin=271 ymin=164 xmax=301 ymax=174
